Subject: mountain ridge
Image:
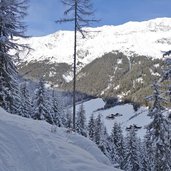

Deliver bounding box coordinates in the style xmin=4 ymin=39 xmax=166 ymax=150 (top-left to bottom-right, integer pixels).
xmin=14 ymin=17 xmax=171 ymax=68
xmin=15 ymin=18 xmax=170 ymax=103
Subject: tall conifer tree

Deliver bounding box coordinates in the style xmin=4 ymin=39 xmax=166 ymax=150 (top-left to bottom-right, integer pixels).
xmin=18 ymin=81 xmax=32 ymax=117
xmin=145 ymin=83 xmax=171 ymax=171
xmin=110 ymin=122 xmax=125 ymax=169
xmin=0 ymin=0 xmax=28 ymax=113
xmin=123 ymin=127 xmax=140 ymax=171
xmin=88 ymin=114 xmax=95 ymax=141
xmin=32 ymin=78 xmax=53 ymax=124
xmin=76 ymin=103 xmax=87 ymax=136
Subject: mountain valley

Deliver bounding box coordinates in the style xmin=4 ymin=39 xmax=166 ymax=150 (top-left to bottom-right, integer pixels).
xmin=15 ymin=18 xmax=171 ymax=104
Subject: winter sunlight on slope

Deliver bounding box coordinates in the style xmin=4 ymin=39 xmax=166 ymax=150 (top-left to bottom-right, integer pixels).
xmin=0 ymin=108 xmax=120 ymax=171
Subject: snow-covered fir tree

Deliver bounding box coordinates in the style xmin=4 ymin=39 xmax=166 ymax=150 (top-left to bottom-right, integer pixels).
xmin=51 ymin=89 xmax=63 ymax=127
xmin=88 ymin=114 xmax=95 ymax=141
xmin=161 ymin=52 xmax=171 ymax=152
xmin=167 ymin=112 xmax=171 ymax=151
xmin=145 ymin=83 xmax=171 ymax=171
xmin=87 ymin=114 xmax=110 ymax=157
xmin=123 ymin=126 xmax=140 ymax=171
xmin=18 ymin=81 xmax=32 ymax=118
xmin=32 ymin=78 xmax=53 ymax=124
xmin=92 ymin=114 xmax=110 ymax=156
xmin=65 ymin=107 xmax=72 ymax=129
xmin=136 ymin=138 xmax=145 ymax=171
xmin=94 ymin=114 xmax=102 ymax=146
xmin=76 ymin=103 xmax=87 ymax=136
xmin=0 ymin=0 xmax=28 ymax=113
xmin=162 ymin=52 xmax=171 ymax=102
xmin=110 ymin=122 xmax=125 ymax=169
xmin=142 ymin=135 xmax=155 ymax=171
xmin=146 ymin=83 xmax=165 ymax=118
xmin=98 ymin=124 xmax=111 ymax=158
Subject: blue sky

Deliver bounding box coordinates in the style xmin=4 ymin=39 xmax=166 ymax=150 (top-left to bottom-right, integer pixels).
xmin=25 ymin=0 xmax=171 ymax=36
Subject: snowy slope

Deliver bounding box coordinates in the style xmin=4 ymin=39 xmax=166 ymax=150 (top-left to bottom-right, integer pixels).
xmin=76 ymin=98 xmax=151 ymax=137
xmin=14 ymin=18 xmax=171 ymax=69
xmin=0 ymin=108 xmax=120 ymax=171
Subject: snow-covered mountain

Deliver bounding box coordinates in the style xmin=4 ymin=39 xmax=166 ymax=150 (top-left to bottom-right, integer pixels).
xmin=0 ymin=107 xmax=120 ymax=171
xmin=15 ymin=18 xmax=171 ymax=103
xmin=16 ymin=17 xmax=171 ymax=68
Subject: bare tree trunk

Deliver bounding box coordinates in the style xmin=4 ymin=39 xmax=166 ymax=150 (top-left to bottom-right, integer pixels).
xmin=57 ymin=0 xmax=98 ymax=131
xmin=73 ymin=0 xmax=77 ymax=131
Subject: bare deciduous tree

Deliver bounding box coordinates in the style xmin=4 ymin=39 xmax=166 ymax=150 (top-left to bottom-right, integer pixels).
xmin=56 ymin=0 xmax=98 ymax=130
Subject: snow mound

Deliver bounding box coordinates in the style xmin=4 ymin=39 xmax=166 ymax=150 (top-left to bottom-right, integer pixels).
xmin=0 ymin=108 xmax=120 ymax=171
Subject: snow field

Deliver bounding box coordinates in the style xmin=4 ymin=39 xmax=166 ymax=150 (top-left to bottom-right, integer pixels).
xmin=76 ymin=98 xmax=152 ymax=137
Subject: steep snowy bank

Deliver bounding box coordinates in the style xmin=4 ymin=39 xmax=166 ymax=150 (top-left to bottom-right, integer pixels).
xmin=0 ymin=108 xmax=120 ymax=171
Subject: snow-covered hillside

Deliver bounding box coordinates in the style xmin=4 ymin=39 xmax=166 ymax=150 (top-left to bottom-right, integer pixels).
xmin=0 ymin=108 xmax=120 ymax=171
xmin=15 ymin=18 xmax=171 ymax=69
xmin=76 ymin=98 xmax=151 ymax=137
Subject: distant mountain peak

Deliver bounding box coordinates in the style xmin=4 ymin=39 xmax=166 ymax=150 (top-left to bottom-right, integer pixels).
xmin=15 ymin=17 xmax=171 ymax=68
